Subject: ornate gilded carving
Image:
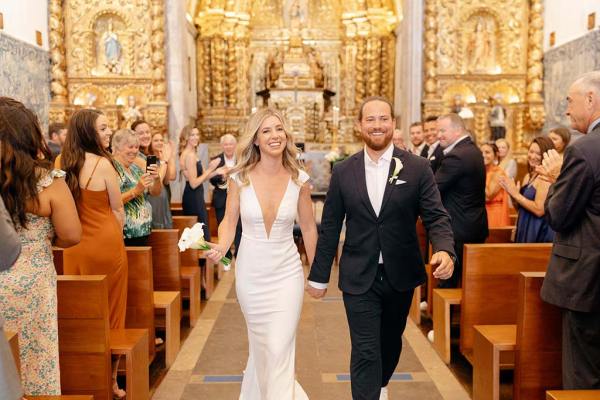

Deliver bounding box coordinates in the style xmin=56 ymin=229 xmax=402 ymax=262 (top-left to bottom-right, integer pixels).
xmin=150 ymin=0 xmax=167 ymax=102
xmin=49 ymin=0 xmax=68 ymax=103
xmin=525 ymin=0 xmax=544 ymax=132
xmin=423 ymin=0 xmax=437 ymax=100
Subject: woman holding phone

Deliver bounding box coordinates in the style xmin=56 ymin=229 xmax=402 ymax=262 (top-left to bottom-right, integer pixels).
xmin=147 ymin=132 xmax=176 ymax=228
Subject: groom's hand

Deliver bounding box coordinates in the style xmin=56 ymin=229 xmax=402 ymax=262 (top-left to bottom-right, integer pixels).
xmin=305 ymin=284 xmax=327 ymax=299
xmin=430 ymin=251 xmax=454 ymax=280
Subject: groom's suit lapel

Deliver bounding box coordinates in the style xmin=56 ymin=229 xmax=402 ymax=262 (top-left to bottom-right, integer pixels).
xmin=379 ymin=148 xmax=402 ymax=217
xmin=352 ymin=151 xmax=378 ymax=220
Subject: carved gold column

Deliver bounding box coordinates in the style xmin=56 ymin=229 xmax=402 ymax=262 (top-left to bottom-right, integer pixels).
xmin=211 ymin=36 xmax=226 ymax=108
xmin=226 ymin=38 xmax=237 ymax=108
xmin=145 ymin=0 xmax=168 ymax=132
xmin=423 ymin=0 xmax=437 ymax=101
xmin=200 ymin=38 xmax=212 ymax=108
xmin=355 ymin=38 xmax=366 ymax=107
xmin=526 ymin=0 xmax=544 ymax=132
xmin=366 ymin=37 xmax=381 ymax=97
xmin=49 ymin=0 xmax=68 ymax=123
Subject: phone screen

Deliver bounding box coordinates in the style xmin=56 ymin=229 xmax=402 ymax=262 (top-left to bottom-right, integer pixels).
xmin=146 ymin=155 xmax=158 ymax=171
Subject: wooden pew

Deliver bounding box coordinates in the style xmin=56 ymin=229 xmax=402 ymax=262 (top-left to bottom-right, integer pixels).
xmin=546 ymin=391 xmax=600 ymax=400
xmin=432 ymin=243 xmax=552 ymax=365
xmin=148 ymin=229 xmax=182 ymax=293
xmin=124 ymin=247 xmax=156 ymax=362
xmin=485 ymin=226 xmax=514 ymax=243
xmin=170 ymin=201 xmax=183 ymax=216
xmin=57 ymin=275 xmax=112 ymax=400
xmin=25 ymin=396 xmax=94 ymax=400
xmin=52 ymin=247 xmax=64 ymax=275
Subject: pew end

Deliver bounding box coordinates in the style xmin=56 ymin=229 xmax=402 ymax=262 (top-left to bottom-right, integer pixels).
xmin=110 ymin=329 xmax=149 ymax=400
xmin=154 ymin=291 xmax=181 ymax=368
xmin=546 ymin=391 xmax=600 ymax=400
xmin=432 ymin=288 xmax=462 ymax=364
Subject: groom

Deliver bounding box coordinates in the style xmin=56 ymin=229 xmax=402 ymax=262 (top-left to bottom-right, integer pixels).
xmin=307 ymin=97 xmax=456 ymax=400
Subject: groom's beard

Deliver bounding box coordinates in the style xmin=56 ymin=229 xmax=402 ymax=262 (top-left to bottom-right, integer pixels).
xmin=362 ymin=129 xmax=393 ymax=151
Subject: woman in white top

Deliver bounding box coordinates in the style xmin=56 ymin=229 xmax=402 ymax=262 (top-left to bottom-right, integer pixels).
xmin=495 ymin=138 xmax=517 ymax=179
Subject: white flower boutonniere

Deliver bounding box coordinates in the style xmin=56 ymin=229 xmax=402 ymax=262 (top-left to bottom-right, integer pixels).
xmin=388 ymin=157 xmax=404 ymax=185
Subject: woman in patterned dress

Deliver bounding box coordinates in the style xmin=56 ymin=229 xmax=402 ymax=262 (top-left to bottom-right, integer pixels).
xmin=0 ymin=97 xmax=81 ymax=395
xmin=112 ymin=129 xmax=161 ymax=246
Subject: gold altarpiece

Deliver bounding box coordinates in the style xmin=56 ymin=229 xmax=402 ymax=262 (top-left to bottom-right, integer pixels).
xmin=423 ymin=0 xmax=544 ymax=154
xmin=194 ymin=0 xmax=398 ymax=151
xmin=49 ymin=0 xmax=168 ymax=132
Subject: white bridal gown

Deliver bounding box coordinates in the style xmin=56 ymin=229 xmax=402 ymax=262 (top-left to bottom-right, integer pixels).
xmin=233 ymin=171 xmax=309 ymax=400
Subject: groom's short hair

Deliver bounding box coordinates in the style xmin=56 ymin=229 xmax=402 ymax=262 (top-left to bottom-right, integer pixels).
xmin=357 ymin=96 xmax=394 ymax=121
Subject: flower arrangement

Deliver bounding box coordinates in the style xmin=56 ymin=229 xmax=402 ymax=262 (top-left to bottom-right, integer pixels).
xmin=324 ymin=149 xmax=346 ymax=164
xmin=178 ymin=223 xmax=231 ymax=270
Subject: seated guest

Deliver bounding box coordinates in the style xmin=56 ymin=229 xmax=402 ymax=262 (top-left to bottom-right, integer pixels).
xmin=408 ymin=121 xmax=428 ymax=156
xmin=547 ymin=126 xmax=571 ymax=157
xmin=423 ymin=115 xmax=444 ymax=172
xmin=46 ymin=122 xmax=67 ymax=161
xmin=147 ymin=132 xmax=176 ymax=228
xmin=112 ymin=129 xmax=161 ymax=246
xmin=495 ymin=138 xmax=517 ymax=179
xmin=499 ymin=136 xmax=555 ymax=243
xmin=0 ymin=97 xmax=81 ymax=395
xmin=60 ymin=109 xmax=129 ymax=398
xmin=481 ymin=142 xmax=510 ymax=227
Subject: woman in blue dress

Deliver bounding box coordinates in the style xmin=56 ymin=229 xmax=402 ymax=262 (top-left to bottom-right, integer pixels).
xmin=499 ymin=136 xmax=555 ymax=243
xmin=178 ymin=125 xmax=221 ymax=240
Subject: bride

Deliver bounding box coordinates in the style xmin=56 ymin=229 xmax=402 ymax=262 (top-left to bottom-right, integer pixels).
xmin=207 ymin=108 xmax=317 ymax=399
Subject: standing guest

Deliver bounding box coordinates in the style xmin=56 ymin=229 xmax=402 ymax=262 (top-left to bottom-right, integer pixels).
xmin=0 ymin=97 xmax=81 ymax=395
xmin=0 ymin=193 xmax=23 ymax=400
xmin=307 ymin=97 xmax=455 ymax=400
xmin=131 ymin=119 xmax=152 ymax=159
xmin=392 ymin=128 xmax=406 ymax=150
xmin=47 ymin=122 xmax=67 ymax=161
xmin=435 ymin=113 xmax=488 ymax=288
xmin=495 ymin=138 xmax=517 ymax=179
xmin=540 ymin=71 xmax=600 ymax=389
xmin=499 ymin=136 xmax=555 ymax=243
xmin=423 ymin=115 xmax=444 ymax=172
xmin=112 ymin=129 xmax=161 ymax=246
xmin=209 ymin=133 xmax=241 ymax=258
xmin=481 ymin=142 xmax=510 ymax=227
xmin=179 ymin=125 xmax=221 ymax=240
xmin=60 ymin=109 xmax=129 ymax=398
xmin=147 ymin=132 xmax=176 ymax=228
xmin=547 ymin=126 xmax=571 ymax=157
xmin=408 ymin=121 xmax=428 ymax=157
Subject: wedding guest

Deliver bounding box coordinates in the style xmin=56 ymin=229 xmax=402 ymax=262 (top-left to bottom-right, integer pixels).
xmin=47 ymin=122 xmax=67 ymax=161
xmin=147 ymin=132 xmax=176 ymax=228
xmin=0 ymin=97 xmax=81 ymax=395
xmin=408 ymin=121 xmax=428 ymax=156
xmin=499 ymin=136 xmax=555 ymax=243
xmin=481 ymin=142 xmax=510 ymax=227
xmin=495 ymin=138 xmax=517 ymax=179
xmin=547 ymin=126 xmax=571 ymax=157
xmin=112 ymin=129 xmax=161 ymax=246
xmin=423 ymin=115 xmax=444 ymax=172
xmin=60 ymin=109 xmax=128 ymax=398
xmin=179 ymin=125 xmax=221 ymax=240
xmin=131 ymin=119 xmax=152 ymax=159
xmin=392 ymin=128 xmax=406 ymax=150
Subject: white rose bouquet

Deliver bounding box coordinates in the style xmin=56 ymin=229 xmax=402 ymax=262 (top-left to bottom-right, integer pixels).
xmin=178 ymin=222 xmax=231 ymax=270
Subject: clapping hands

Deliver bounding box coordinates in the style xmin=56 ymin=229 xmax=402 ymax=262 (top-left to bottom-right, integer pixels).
xmin=535 ymin=149 xmax=562 ymax=183
xmin=498 ymin=175 xmax=521 ymax=198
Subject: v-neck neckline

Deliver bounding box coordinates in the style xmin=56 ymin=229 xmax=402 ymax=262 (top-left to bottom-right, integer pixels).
xmin=249 ymin=176 xmax=292 ymax=240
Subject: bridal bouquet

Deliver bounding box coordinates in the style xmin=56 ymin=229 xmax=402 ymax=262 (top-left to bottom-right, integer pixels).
xmin=178 ymin=222 xmax=231 ymax=270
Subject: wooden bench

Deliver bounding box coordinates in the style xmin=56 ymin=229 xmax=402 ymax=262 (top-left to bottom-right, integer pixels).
xmin=25 ymin=396 xmax=94 ymax=400
xmin=57 ymin=275 xmax=112 ymax=400
xmin=473 ymin=324 xmax=516 ymax=400
xmin=170 ymin=201 xmax=184 ymax=216
xmin=4 ymin=329 xmax=20 ymax=375
xmin=110 ymin=329 xmax=149 ymax=400
xmin=485 ymin=226 xmax=514 ymax=243
xmin=148 ymin=229 xmax=182 ymax=294
xmin=432 ymin=243 xmax=552 ymax=365
xmin=546 ymin=391 xmax=600 ymax=400
xmin=153 ymin=291 xmax=181 ymax=368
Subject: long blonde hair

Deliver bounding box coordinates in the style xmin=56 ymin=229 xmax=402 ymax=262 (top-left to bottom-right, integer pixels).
xmin=230 ymin=108 xmax=303 ymax=186
xmin=178 ymin=124 xmax=197 ymax=155
xmin=495 ymin=138 xmax=513 ymax=170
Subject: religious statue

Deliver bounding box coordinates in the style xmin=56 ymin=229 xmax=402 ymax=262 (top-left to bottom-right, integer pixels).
xmin=102 ymin=18 xmax=122 ymax=74
xmin=121 ymin=95 xmax=143 ymax=128
xmin=466 ymin=17 xmax=496 ymax=73
xmin=489 ymin=94 xmax=507 ymax=140
xmin=266 ymin=50 xmax=283 ymax=88
xmin=288 ymin=0 xmax=306 ymax=31
xmin=307 ymin=48 xmax=324 ymax=88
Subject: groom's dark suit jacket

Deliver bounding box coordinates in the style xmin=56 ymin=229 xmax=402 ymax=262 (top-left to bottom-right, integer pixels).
xmin=309 ymin=147 xmax=456 ymax=295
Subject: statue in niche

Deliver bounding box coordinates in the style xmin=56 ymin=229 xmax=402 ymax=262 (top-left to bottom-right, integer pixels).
xmin=285 ymin=0 xmax=307 ymax=31
xmin=121 ymin=95 xmax=143 ymax=128
xmin=306 ymin=48 xmax=324 ymax=88
xmin=489 ymin=94 xmax=507 ymax=140
xmin=466 ymin=17 xmax=496 ymax=73
xmin=266 ymin=50 xmax=283 ymax=88
xmin=103 ymin=19 xmax=122 ymax=73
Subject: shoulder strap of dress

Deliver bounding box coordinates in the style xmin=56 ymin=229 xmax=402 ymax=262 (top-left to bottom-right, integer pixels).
xmin=85 ymin=157 xmax=103 ymax=190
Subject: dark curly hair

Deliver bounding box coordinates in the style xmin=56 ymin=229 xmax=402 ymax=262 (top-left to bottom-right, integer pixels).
xmin=61 ymin=108 xmax=114 ymax=201
xmin=0 ymin=97 xmax=53 ymax=227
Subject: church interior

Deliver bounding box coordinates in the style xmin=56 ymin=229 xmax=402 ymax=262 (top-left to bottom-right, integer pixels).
xmin=1 ymin=0 xmax=600 ymax=399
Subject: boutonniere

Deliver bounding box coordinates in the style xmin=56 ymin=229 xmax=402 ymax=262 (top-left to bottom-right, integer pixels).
xmin=388 ymin=157 xmax=404 ymax=185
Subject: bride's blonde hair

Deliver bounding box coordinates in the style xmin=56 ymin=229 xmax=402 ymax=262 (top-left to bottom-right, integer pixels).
xmin=230 ymin=108 xmax=303 ymax=186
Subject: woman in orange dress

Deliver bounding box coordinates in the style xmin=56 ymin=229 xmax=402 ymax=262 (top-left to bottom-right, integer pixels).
xmin=481 ymin=142 xmax=510 ymax=227
xmin=60 ymin=109 xmax=128 ymax=398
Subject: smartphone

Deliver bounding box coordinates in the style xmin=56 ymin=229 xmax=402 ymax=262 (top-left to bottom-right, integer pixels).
xmin=146 ymin=155 xmax=158 ymax=171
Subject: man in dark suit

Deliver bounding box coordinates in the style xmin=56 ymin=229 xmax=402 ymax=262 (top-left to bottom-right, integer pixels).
xmin=423 ymin=116 xmax=444 ymax=172
xmin=435 ymin=113 xmax=488 ymax=288
xmin=408 ymin=121 xmax=428 ymax=157
xmin=307 ymin=96 xmax=456 ymax=400
xmin=540 ymin=71 xmax=600 ymax=389
xmin=209 ymin=134 xmax=241 ymax=258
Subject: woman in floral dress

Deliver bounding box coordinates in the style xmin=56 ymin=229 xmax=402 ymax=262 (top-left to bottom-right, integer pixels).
xmin=0 ymin=97 xmax=81 ymax=394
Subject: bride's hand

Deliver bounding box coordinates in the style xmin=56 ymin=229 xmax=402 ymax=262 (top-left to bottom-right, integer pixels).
xmin=205 ymin=241 xmax=227 ymax=263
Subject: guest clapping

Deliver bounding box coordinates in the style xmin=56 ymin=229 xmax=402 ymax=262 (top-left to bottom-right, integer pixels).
xmin=112 ymin=129 xmax=161 ymax=246
xmin=495 ymin=138 xmax=517 ymax=179
xmin=481 ymin=142 xmax=510 ymax=227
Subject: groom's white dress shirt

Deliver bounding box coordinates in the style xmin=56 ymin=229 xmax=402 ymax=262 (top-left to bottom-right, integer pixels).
xmin=308 ymin=144 xmax=393 ymax=290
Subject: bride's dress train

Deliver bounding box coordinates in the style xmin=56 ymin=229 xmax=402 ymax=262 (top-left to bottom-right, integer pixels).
xmin=233 ymin=171 xmax=310 ymax=400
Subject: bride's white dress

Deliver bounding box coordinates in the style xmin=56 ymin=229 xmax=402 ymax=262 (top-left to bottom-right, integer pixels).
xmin=233 ymin=170 xmax=310 ymax=400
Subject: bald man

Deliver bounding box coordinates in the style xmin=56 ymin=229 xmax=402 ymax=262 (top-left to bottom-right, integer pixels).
xmin=540 ymin=71 xmax=600 ymax=389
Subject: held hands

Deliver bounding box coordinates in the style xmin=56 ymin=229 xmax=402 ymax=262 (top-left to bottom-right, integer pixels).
xmin=535 ymin=149 xmax=562 ymax=183
xmin=305 ymin=283 xmax=327 ymax=299
xmin=430 ymin=251 xmax=454 ymax=280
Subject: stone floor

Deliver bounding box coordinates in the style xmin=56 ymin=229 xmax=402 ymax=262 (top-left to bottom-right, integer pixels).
xmin=152 ymin=265 xmax=470 ymax=400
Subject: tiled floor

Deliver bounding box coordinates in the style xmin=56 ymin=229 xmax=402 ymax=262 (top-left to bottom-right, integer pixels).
xmin=152 ymin=266 xmax=469 ymax=400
